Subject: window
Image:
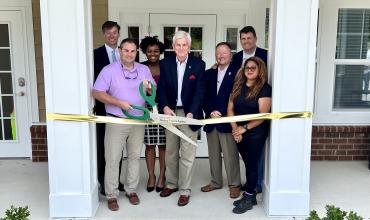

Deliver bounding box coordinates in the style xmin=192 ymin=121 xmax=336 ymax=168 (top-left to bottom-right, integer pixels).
xmin=225 ymin=27 xmax=238 ymax=54
xmin=333 ymin=9 xmax=370 ymax=109
xmin=265 ymin=8 xmax=270 ymax=49
xmin=127 ymin=26 xmax=140 ymax=62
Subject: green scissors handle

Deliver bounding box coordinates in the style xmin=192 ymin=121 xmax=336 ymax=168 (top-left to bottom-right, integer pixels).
xmin=122 ymin=81 xmax=156 ymax=120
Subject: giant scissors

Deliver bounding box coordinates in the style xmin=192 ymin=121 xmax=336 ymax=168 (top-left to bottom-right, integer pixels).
xmin=122 ymin=81 xmax=204 ymax=146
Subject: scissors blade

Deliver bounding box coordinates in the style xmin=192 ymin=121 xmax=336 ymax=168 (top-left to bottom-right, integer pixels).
xmin=149 ymin=113 xmax=204 ymax=126
xmin=161 ymin=124 xmax=197 ymax=146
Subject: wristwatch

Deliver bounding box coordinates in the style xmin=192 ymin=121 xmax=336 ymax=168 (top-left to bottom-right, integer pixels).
xmin=242 ymin=124 xmax=249 ymax=131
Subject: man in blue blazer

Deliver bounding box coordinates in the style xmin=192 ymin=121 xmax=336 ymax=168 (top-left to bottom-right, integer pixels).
xmin=93 ymin=20 xmax=123 ymax=195
xmin=157 ymin=31 xmax=205 ymax=206
xmin=201 ymin=42 xmax=241 ymax=198
xmin=230 ymin=26 xmax=268 ymax=194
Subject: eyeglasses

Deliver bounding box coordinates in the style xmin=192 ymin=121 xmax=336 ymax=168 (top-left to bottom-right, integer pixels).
xmin=245 ymin=66 xmax=257 ymax=72
xmin=121 ymin=64 xmax=138 ymax=80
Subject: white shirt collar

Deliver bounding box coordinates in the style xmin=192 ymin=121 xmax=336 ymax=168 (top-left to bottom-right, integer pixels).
xmin=176 ymin=55 xmax=188 ymax=65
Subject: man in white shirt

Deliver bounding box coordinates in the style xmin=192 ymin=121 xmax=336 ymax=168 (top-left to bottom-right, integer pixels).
xmin=201 ymin=42 xmax=241 ymax=198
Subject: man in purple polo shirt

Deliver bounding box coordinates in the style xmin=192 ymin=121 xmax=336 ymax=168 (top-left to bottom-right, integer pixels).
xmin=93 ymin=38 xmax=155 ymax=211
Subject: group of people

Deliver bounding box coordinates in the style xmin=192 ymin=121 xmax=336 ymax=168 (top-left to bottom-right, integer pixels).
xmin=92 ymin=20 xmax=272 ymax=215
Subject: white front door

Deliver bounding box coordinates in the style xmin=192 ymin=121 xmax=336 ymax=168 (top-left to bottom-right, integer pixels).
xmin=0 ymin=11 xmax=31 ymax=157
xmin=149 ymin=13 xmax=217 ymax=157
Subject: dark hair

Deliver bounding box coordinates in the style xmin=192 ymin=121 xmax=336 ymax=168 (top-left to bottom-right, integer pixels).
xmin=101 ymin=21 xmax=120 ymax=33
xmin=239 ymin=26 xmax=256 ymax=38
xmin=230 ymin=56 xmax=267 ymax=101
xmin=119 ymin=38 xmax=138 ymax=49
xmin=215 ymin=42 xmax=232 ymax=50
xmin=139 ymin=36 xmax=165 ymax=54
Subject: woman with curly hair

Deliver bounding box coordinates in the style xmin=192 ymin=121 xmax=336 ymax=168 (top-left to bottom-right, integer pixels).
xmin=227 ymin=56 xmax=272 ymax=214
xmin=139 ymin=36 xmax=166 ymax=192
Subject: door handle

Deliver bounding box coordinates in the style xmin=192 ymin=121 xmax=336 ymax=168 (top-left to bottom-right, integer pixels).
xmin=14 ymin=91 xmax=25 ymax=96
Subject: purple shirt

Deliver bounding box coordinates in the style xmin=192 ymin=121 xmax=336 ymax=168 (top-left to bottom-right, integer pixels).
xmin=93 ymin=61 xmax=155 ymax=118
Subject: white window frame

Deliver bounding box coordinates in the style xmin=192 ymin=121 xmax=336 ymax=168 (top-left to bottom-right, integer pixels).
xmin=314 ymin=0 xmax=370 ymax=125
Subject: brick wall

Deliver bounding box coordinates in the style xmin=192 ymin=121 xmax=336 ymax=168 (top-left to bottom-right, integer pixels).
xmin=311 ymin=126 xmax=370 ymax=161
xmin=31 ymin=125 xmax=48 ymax=162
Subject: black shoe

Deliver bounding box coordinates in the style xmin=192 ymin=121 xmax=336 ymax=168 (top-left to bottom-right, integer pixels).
xmin=118 ymin=183 xmax=125 ymax=191
xmin=232 ymin=193 xmax=254 ymax=214
xmin=233 ymin=193 xmax=257 ymax=206
xmin=155 ymin=186 xmax=164 ymax=192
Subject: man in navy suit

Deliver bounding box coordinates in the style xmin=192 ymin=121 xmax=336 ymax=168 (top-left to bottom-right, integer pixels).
xmin=93 ymin=20 xmax=123 ymax=195
xmin=201 ymin=42 xmax=241 ymax=198
xmin=157 ymin=31 xmax=205 ymax=206
xmin=231 ymin=26 xmax=267 ymax=69
xmin=231 ymin=26 xmax=267 ymax=194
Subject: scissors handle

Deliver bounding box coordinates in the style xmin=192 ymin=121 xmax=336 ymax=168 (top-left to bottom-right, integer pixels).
xmin=139 ymin=82 xmax=156 ymax=107
xmin=122 ymin=105 xmax=150 ymax=120
xmin=122 ymin=81 xmax=156 ymax=120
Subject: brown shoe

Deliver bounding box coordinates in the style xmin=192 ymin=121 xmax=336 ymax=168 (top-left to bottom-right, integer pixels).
xmin=126 ymin=193 xmax=140 ymax=205
xmin=159 ymin=187 xmax=178 ymax=197
xmin=201 ymin=184 xmax=220 ymax=192
xmin=107 ymin=198 xmax=119 ymax=211
xmin=177 ymin=195 xmax=190 ymax=206
xmin=229 ymin=186 xmax=241 ymax=199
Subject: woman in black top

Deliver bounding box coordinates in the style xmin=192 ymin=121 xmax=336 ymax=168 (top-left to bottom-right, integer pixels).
xmin=227 ymin=56 xmax=272 ymax=214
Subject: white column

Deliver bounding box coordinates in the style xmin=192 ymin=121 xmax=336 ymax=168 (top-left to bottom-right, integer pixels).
xmin=264 ymin=0 xmax=318 ymax=216
xmin=40 ymin=0 xmax=98 ymax=218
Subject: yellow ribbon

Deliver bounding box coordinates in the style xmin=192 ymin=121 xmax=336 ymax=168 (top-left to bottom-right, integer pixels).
xmin=47 ymin=112 xmax=312 ymax=125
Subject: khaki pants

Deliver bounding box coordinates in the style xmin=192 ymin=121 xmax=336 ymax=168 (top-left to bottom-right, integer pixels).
xmin=206 ymin=130 xmax=241 ymax=188
xmin=165 ymin=109 xmax=198 ymax=196
xmin=104 ymin=123 xmax=144 ymax=199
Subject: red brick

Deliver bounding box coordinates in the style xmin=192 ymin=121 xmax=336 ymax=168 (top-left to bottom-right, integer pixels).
xmin=311 ymin=138 xmax=318 ymax=144
xmin=311 ymin=144 xmax=324 ymax=149
xmin=353 ymin=156 xmax=367 ymax=160
xmin=325 ymin=133 xmax=339 ymax=138
xmin=312 ymin=126 xmax=318 ymax=132
xmin=338 ymin=156 xmax=352 ymax=160
xmin=311 ymin=156 xmax=324 ymax=160
xmin=354 ymin=132 xmax=366 ymax=138
xmin=336 ymin=150 xmax=347 ymax=155
xmin=340 ymin=133 xmax=354 ymax=138
xmin=312 ymin=132 xmax=325 ymax=138
xmin=318 ymin=150 xmax=334 ymax=155
xmin=355 ymin=144 xmax=370 ymax=149
xmin=348 ymin=139 xmax=362 ymax=144
xmin=311 ymin=150 xmax=318 ymax=155
xmin=325 ymin=145 xmax=338 ymax=150
xmin=339 ymin=145 xmax=353 ymax=150
xmin=347 ymin=150 xmax=361 ymax=155
xmin=360 ymin=150 xmax=370 ymax=155
xmin=38 ymin=157 xmax=48 ymax=162
xmin=324 ymin=156 xmax=338 ymax=160
xmin=333 ymin=138 xmax=347 ymax=144
xmin=319 ymin=139 xmax=333 ymax=144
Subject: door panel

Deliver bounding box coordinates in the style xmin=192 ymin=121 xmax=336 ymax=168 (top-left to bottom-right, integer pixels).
xmin=0 ymin=11 xmax=30 ymax=157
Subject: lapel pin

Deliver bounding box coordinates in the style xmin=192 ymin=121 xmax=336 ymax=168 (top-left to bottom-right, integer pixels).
xmin=228 ymin=72 xmax=231 ymax=75
xmin=189 ymin=66 xmax=191 ymax=69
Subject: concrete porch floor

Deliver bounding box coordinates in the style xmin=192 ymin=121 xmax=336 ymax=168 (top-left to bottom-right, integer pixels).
xmin=0 ymin=159 xmax=369 ymax=220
